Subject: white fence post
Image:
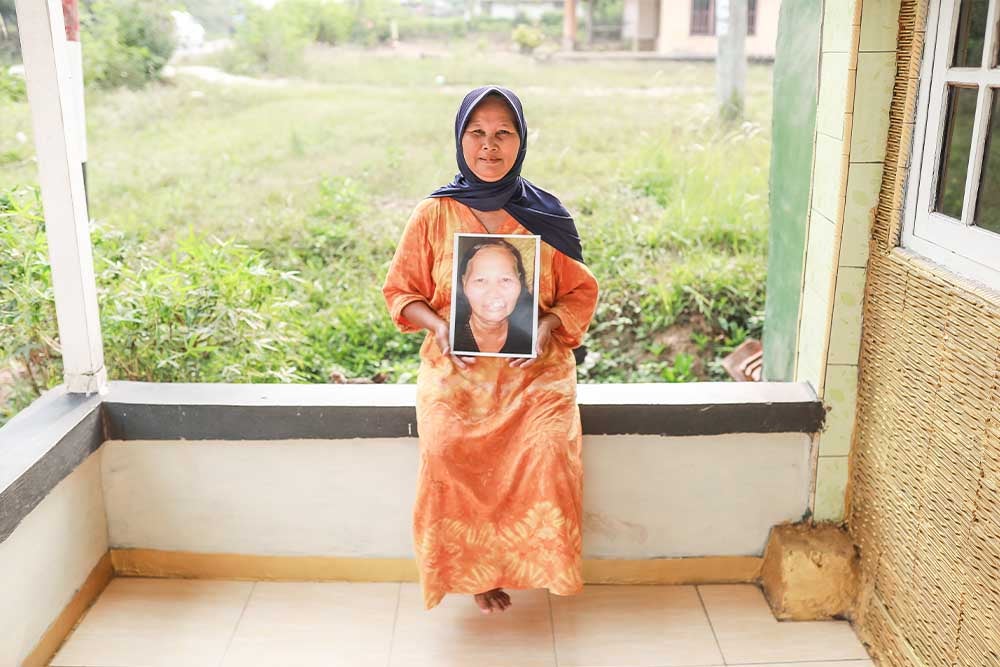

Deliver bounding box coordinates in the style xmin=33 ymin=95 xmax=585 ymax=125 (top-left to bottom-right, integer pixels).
xmin=15 ymin=0 xmax=107 ymax=395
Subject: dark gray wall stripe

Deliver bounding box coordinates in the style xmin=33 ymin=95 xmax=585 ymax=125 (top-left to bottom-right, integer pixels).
xmin=101 ymin=399 xmax=824 ymax=440
xmin=582 ymin=401 xmax=825 ymax=436
xmin=101 ymin=404 xmax=419 ymax=440
xmin=0 ymin=405 xmax=103 ymax=543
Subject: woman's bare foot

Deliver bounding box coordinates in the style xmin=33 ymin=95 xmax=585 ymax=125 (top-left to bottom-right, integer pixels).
xmin=473 ymin=588 xmax=511 ymax=614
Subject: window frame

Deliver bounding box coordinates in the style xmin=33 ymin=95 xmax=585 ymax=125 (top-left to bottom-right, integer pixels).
xmin=903 ymin=0 xmax=1000 ymax=290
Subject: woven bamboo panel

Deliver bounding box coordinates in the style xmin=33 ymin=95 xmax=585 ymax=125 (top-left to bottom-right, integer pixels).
xmin=847 ymin=0 xmax=1000 ymax=664
xmin=858 ymin=592 xmax=924 ymax=667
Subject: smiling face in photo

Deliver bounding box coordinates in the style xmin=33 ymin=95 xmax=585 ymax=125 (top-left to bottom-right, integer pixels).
xmin=462 ymin=245 xmax=523 ymax=326
xmin=461 ymin=96 xmax=521 ymax=183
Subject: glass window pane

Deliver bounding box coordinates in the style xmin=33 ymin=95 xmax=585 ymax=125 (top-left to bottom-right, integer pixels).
xmin=975 ymin=90 xmax=1000 ymax=235
xmin=952 ymin=0 xmax=989 ymax=67
xmin=936 ymin=86 xmax=979 ymax=219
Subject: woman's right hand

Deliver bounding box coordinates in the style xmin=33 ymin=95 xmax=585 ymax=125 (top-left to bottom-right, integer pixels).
xmin=400 ymin=301 xmax=475 ymax=370
xmin=432 ymin=318 xmax=475 ymax=370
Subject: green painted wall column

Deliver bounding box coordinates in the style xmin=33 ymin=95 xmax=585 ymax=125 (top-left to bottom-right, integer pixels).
xmin=762 ymin=0 xmax=822 ymax=381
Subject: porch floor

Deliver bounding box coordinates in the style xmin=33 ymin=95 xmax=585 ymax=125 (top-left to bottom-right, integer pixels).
xmin=50 ymin=579 xmax=875 ymax=666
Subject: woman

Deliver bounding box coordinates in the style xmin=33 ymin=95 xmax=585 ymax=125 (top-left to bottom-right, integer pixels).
xmin=382 ymin=86 xmax=599 ymax=614
xmin=453 ymin=238 xmax=534 ymax=356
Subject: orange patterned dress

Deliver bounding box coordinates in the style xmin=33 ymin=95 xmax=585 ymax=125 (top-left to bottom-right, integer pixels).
xmin=382 ymin=196 xmax=599 ymax=610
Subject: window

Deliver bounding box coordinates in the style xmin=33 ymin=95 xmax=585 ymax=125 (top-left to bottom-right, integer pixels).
xmin=904 ymin=0 xmax=1000 ymax=289
xmin=691 ymin=0 xmax=714 ymax=35
xmin=689 ymin=0 xmax=758 ymax=37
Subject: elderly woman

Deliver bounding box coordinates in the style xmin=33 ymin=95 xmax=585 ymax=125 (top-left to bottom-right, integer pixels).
xmin=382 ymin=86 xmax=599 ymax=614
xmin=453 ymin=238 xmax=535 ymax=355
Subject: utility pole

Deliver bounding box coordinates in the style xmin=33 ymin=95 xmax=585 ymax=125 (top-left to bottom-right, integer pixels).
xmin=716 ymin=0 xmax=746 ymax=121
xmin=562 ymin=0 xmax=575 ymax=51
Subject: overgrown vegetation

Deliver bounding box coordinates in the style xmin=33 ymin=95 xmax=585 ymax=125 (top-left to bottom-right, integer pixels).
xmin=0 ymin=51 xmax=773 ymax=425
xmin=81 ymin=0 xmax=176 ymax=89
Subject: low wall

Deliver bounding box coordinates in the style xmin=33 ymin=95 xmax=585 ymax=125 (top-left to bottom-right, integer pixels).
xmin=0 ymin=450 xmax=108 ymax=666
xmin=101 ymin=431 xmax=811 ymax=560
xmin=0 ymin=379 xmax=825 ymax=663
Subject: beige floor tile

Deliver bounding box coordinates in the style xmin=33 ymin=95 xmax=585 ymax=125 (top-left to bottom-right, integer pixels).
xmin=50 ymin=578 xmax=253 ymax=667
xmin=551 ymin=584 xmax=723 ymax=667
xmin=220 ymin=581 xmax=400 ymax=667
xmin=388 ymin=583 xmax=555 ymax=667
xmin=698 ymin=584 xmax=872 ymax=664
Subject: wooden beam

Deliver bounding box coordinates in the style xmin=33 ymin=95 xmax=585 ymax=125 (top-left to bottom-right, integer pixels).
xmin=15 ymin=0 xmax=106 ymax=394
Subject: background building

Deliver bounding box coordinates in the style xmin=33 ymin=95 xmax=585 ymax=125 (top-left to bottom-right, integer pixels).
xmin=622 ymin=0 xmax=781 ymax=58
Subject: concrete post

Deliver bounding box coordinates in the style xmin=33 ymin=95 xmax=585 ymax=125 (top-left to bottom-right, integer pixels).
xmin=716 ymin=0 xmax=747 ymax=120
xmin=15 ymin=0 xmax=107 ymax=394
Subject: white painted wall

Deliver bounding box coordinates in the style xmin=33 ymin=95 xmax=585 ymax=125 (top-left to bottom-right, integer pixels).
xmin=102 ymin=432 xmax=811 ymax=558
xmin=0 ymin=451 xmax=108 ymax=666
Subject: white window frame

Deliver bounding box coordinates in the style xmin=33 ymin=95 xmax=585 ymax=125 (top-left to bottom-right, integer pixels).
xmin=902 ymin=0 xmax=1000 ymax=291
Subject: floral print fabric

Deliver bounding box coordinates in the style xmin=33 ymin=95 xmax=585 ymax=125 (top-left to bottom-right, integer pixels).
xmin=382 ymin=197 xmax=599 ymax=609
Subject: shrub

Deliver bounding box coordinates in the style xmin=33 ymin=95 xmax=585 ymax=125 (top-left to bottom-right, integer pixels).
xmin=310 ymin=1 xmax=355 ymax=44
xmin=1 ymin=185 xmax=315 ymax=425
xmin=0 ymin=66 xmax=25 ymax=102
xmin=223 ymin=3 xmax=311 ymax=75
xmin=512 ymin=24 xmax=544 ymax=54
xmin=98 ymin=228 xmax=308 ymax=383
xmin=0 ymin=187 xmax=61 ymax=423
xmin=81 ymin=0 xmax=176 ymax=89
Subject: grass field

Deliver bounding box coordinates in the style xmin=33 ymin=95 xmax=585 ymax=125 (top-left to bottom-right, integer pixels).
xmin=0 ymin=43 xmax=773 ymax=417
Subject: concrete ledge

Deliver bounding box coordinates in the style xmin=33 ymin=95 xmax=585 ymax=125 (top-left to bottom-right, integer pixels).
xmin=0 ymin=386 xmax=103 ymax=543
xmin=0 ymin=381 xmax=822 ymax=551
xmin=102 ymin=381 xmax=824 ymax=440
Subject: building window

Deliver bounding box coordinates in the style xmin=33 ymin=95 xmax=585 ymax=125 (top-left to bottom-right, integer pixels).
xmin=689 ymin=0 xmax=758 ymax=37
xmin=903 ymin=0 xmax=1000 ymax=289
xmin=691 ymin=0 xmax=714 ymax=34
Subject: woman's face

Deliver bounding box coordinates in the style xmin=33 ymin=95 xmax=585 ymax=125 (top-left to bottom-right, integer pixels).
xmin=462 ymin=246 xmax=522 ymax=325
xmin=461 ymin=96 xmax=521 ymax=182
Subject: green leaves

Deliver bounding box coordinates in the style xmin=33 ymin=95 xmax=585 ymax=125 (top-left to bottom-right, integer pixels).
xmin=81 ymin=0 xmax=177 ymax=90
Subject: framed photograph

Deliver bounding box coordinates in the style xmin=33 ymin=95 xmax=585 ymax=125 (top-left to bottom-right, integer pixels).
xmin=449 ymin=233 xmax=540 ymax=359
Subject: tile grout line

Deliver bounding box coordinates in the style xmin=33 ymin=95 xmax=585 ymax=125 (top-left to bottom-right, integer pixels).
xmin=547 ymin=589 xmax=559 ymax=667
xmin=695 ymin=585 xmax=728 ymax=666
xmin=218 ymin=581 xmax=256 ymax=667
xmin=385 ymin=582 xmax=402 ymax=667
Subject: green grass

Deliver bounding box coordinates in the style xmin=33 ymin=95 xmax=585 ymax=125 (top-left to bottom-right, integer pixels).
xmin=0 ymin=43 xmax=773 ymax=416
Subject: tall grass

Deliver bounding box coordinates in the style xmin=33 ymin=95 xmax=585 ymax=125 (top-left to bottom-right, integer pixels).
xmin=0 ymin=47 xmax=773 ymax=423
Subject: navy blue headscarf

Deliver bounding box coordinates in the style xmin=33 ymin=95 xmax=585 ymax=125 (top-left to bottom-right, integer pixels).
xmin=429 ymin=86 xmax=584 ymax=263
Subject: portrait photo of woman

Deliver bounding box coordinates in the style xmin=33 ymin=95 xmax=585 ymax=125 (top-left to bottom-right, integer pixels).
xmin=450 ymin=234 xmax=540 ymax=358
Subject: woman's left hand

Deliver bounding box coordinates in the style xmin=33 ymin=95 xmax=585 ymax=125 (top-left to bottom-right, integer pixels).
xmin=509 ymin=313 xmax=561 ymax=368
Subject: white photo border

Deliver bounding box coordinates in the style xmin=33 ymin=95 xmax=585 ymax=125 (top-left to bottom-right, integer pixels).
xmin=449 ymin=233 xmax=541 ymax=359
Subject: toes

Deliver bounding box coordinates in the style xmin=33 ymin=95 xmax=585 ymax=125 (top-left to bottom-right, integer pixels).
xmin=491 ymin=589 xmax=511 ymax=611
xmin=476 ymin=589 xmax=513 ymax=613
xmin=474 ymin=593 xmax=493 ymax=614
